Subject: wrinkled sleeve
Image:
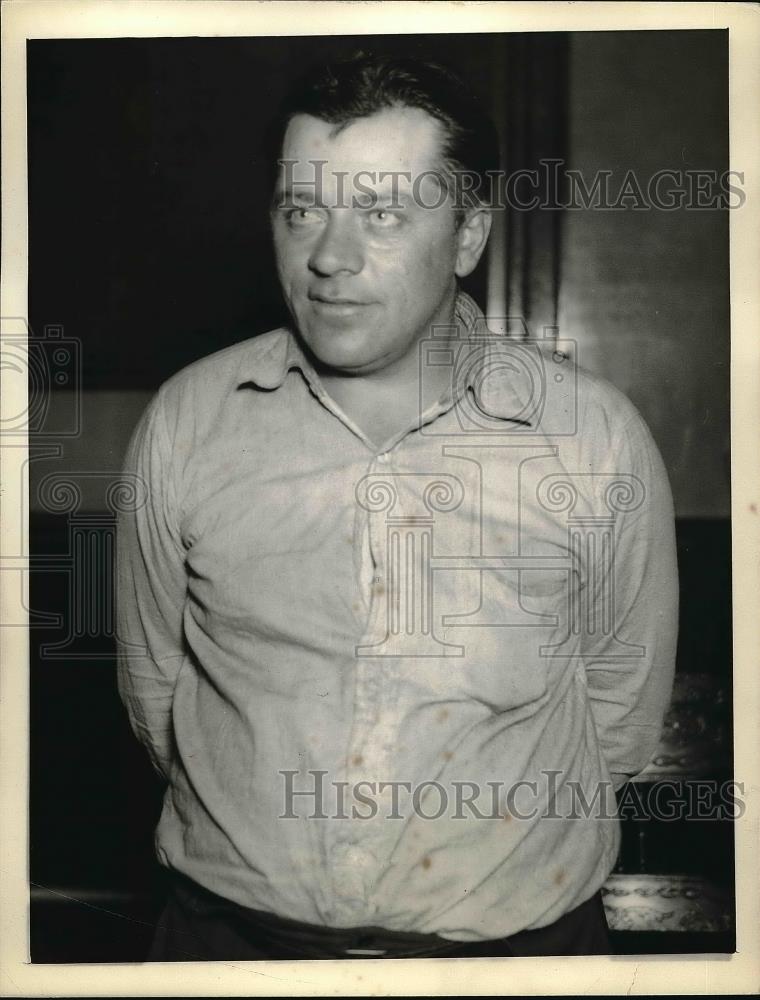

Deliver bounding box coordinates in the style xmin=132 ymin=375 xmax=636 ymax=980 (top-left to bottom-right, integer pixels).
xmin=116 ymin=389 xmax=187 ymax=780
xmin=582 ymin=412 xmax=679 ymax=791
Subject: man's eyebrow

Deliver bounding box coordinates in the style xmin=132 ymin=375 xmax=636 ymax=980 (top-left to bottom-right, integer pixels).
xmin=272 ymin=185 xmax=422 ymax=209
xmin=273 ymin=186 xmax=325 ymax=207
xmin=369 ymin=190 xmax=415 ymax=206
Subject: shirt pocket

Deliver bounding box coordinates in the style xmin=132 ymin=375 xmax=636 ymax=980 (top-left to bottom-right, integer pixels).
xmin=437 ymin=567 xmax=575 ymax=714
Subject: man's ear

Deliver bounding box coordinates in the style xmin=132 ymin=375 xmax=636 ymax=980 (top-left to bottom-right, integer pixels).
xmin=454 ymin=208 xmax=493 ymax=278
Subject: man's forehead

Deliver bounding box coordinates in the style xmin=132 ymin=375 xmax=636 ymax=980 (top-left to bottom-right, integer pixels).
xmin=280 ymin=107 xmax=446 ymax=179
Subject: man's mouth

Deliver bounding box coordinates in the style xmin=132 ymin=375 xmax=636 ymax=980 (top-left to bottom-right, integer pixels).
xmin=308 ymin=294 xmax=375 ymax=316
xmin=309 ymin=293 xmax=371 ymax=305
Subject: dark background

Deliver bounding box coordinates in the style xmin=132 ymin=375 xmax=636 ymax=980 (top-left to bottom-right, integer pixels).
xmin=27 ymin=31 xmax=733 ymax=960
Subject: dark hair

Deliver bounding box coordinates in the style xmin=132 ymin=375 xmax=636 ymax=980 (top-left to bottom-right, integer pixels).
xmin=268 ymin=51 xmax=500 ymax=210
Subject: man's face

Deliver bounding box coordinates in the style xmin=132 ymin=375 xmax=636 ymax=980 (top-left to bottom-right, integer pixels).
xmin=271 ymin=106 xmax=488 ymax=376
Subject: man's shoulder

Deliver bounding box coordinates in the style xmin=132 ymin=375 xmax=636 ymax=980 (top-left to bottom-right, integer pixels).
xmin=485 ymin=336 xmax=645 ymax=443
xmin=573 ymin=361 xmax=643 ymax=430
xmin=569 ymin=360 xmax=664 ymax=473
xmin=155 ymin=326 xmax=291 ymax=411
xmin=516 ymin=343 xmax=658 ymax=460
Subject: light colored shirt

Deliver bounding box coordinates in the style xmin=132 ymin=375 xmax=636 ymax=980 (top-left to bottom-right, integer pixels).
xmin=116 ymin=291 xmax=678 ymax=942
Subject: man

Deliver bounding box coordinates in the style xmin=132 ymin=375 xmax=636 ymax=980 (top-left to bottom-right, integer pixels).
xmin=117 ymin=52 xmax=678 ymax=960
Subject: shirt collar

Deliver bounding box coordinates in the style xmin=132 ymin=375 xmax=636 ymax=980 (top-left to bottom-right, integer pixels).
xmin=434 ymin=291 xmax=536 ymax=427
xmin=235 ymin=290 xmax=534 ymax=427
xmin=236 ymin=322 xmax=313 ymax=391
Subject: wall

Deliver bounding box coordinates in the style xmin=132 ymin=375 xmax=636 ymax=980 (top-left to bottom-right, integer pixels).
xmin=558 ymin=30 xmax=730 ymax=518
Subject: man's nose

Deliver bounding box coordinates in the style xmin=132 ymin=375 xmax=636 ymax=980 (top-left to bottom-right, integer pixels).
xmin=307 ymin=215 xmax=364 ymax=277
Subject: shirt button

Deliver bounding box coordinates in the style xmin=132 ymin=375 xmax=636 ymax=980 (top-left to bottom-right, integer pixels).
xmin=346 ymin=847 xmax=364 ymax=866
xmin=335 ymin=843 xmax=366 ymax=867
xmin=377 ymin=452 xmax=390 ymax=464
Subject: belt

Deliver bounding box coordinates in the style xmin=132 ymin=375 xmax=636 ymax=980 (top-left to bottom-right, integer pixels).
xmin=161 ymin=869 xmax=609 ymax=959
xmin=167 ymin=870 xmax=494 ymax=958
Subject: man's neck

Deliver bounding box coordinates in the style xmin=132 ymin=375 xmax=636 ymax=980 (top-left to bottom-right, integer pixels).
xmin=315 ymin=300 xmax=463 ymax=449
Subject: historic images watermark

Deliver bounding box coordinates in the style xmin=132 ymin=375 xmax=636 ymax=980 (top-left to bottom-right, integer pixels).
xmin=278 ymin=769 xmax=746 ymax=822
xmin=1 ymin=316 xmax=148 ymax=658
xmin=274 ymin=158 xmax=746 ymax=212
xmin=352 ymin=321 xmax=646 ymax=662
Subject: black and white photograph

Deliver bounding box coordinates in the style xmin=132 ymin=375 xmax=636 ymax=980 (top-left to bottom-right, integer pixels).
xmin=1 ymin=1 xmax=759 ymax=995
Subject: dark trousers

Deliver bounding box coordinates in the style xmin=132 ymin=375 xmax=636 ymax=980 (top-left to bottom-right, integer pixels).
xmin=147 ymin=871 xmax=611 ymax=960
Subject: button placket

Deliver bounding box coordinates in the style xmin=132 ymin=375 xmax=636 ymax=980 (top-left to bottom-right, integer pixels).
xmin=348 ymin=455 xmax=393 ymax=769
xmin=333 ymin=449 xmax=405 ymax=916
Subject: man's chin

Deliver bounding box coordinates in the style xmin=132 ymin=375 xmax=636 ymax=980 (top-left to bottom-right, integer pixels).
xmin=299 ymin=328 xmax=387 ymax=375
xmin=311 ymin=349 xmax=388 ymax=377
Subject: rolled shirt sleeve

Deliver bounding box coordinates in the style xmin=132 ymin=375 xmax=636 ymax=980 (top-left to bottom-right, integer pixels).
xmin=580 ymin=410 xmax=679 ymax=791
xmin=116 ymin=389 xmax=188 ymax=780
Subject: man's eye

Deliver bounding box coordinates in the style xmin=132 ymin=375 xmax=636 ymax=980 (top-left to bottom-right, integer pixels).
xmin=368 ymin=209 xmax=403 ymax=228
xmin=284 ymin=207 xmax=326 ymax=227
